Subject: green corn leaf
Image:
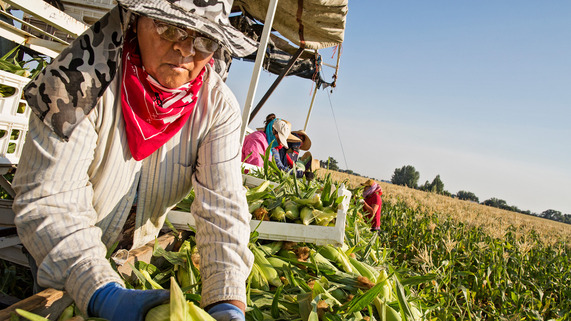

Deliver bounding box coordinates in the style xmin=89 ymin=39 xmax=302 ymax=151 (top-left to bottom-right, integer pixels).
xmin=152 ymin=240 xmax=186 ymax=266
xmin=170 ymin=277 xmax=187 ymax=321
xmin=271 ymin=285 xmax=284 ymax=319
xmin=400 ymin=273 xmax=438 ymax=287
xmin=394 ymin=277 xmax=414 ymax=321
xmin=344 ymin=280 xmax=389 ymax=315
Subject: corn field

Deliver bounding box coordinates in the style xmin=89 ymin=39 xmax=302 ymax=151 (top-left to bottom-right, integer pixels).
xmin=7 ymin=162 xmax=570 ymax=320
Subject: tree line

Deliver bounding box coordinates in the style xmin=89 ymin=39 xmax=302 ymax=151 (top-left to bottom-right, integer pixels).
xmin=319 ymin=158 xmax=570 ymax=225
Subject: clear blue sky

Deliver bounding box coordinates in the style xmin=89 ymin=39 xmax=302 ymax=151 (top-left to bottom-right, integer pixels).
xmin=229 ymin=1 xmax=571 ymax=215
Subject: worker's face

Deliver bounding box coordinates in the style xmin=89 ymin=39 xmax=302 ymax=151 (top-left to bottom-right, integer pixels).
xmin=136 ymin=16 xmax=215 ymax=88
xmin=273 ymin=129 xmax=284 ymax=146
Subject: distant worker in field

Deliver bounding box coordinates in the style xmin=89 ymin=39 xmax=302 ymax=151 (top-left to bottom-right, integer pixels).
xmin=241 ymin=113 xmax=301 ymax=168
xmin=360 ymin=179 xmax=383 ymax=232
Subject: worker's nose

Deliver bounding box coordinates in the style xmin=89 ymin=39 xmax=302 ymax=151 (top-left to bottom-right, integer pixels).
xmin=173 ymin=37 xmax=196 ymax=57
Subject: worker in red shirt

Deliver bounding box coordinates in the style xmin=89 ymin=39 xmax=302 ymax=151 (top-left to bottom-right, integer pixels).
xmin=360 ymin=179 xmax=383 ymax=232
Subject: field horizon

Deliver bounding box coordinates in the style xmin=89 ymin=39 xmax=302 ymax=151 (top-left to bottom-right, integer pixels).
xmin=316 ymin=168 xmax=571 ymax=248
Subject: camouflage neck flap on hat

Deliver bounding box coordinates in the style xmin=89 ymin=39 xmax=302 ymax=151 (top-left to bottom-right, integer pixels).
xmin=23 ymin=6 xmax=128 ymax=141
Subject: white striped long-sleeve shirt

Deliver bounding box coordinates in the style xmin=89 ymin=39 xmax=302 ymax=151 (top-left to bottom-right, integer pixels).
xmin=12 ymin=64 xmax=253 ymax=314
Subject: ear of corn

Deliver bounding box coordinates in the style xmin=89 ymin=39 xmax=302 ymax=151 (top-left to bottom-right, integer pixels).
xmin=284 ymin=200 xmax=300 ymax=220
xmin=270 ymin=206 xmax=286 ymax=221
xmin=15 ymin=309 xmax=49 ymax=321
xmin=300 ymin=206 xmax=315 ymax=225
xmin=318 ymin=245 xmax=354 ymax=274
xmin=170 ymin=276 xmax=187 ymax=321
xmin=258 ymin=241 xmax=283 ymax=255
xmin=187 ymin=301 xmax=216 ymax=321
xmin=349 ymin=257 xmax=379 ymax=283
xmin=309 ymin=249 xmax=340 ymax=273
xmin=313 ymin=207 xmax=337 ymax=226
xmin=145 ymin=277 xmax=215 ymax=321
xmin=250 ymin=244 xmax=283 ymax=287
xmin=56 ymin=305 xmax=74 ymax=321
xmin=267 ymin=256 xmax=288 ymax=272
xmin=145 ymin=304 xmax=170 ymax=321
xmin=248 ymin=199 xmax=264 ymax=213
xmin=249 ymin=262 xmax=270 ymax=291
xmin=294 ymin=194 xmax=323 ymax=210
xmin=378 ymin=270 xmax=392 ymax=301
xmin=141 ymin=270 xmax=164 ymax=290
xmin=246 ymin=181 xmax=271 ymax=203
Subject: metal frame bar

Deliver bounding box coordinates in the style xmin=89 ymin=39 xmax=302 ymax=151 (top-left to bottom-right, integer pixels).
xmin=4 ymin=0 xmax=88 ymax=37
xmin=0 ymin=9 xmax=69 ymax=45
xmin=248 ymin=45 xmax=305 ymax=123
xmin=239 ymin=0 xmax=280 ymax=143
xmin=0 ymin=20 xmax=63 ymax=57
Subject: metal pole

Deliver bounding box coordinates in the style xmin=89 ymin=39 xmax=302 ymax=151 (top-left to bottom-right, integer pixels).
xmin=239 ymin=0 xmax=280 ymax=144
xmin=303 ymin=85 xmax=318 ymax=131
xmin=248 ymin=45 xmax=305 ymax=123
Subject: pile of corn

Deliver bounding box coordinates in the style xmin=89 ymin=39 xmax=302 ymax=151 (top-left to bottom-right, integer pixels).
xmin=245 ymin=174 xmax=344 ymax=226
xmin=15 ymin=163 xmax=425 ymax=320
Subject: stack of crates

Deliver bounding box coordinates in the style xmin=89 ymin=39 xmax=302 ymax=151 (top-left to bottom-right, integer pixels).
xmin=0 ymin=70 xmax=31 ymax=166
xmin=22 ymin=0 xmax=116 ymax=41
xmin=60 ymin=0 xmax=116 ymax=25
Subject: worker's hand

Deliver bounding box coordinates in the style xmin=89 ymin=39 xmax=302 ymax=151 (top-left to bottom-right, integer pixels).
xmin=88 ymin=282 xmax=170 ymax=321
xmin=359 ymin=199 xmax=365 ymax=204
xmin=207 ymin=303 xmax=245 ymax=321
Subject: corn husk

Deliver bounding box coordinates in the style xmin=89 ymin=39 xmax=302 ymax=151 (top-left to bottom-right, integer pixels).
xmin=250 ymin=244 xmax=282 ymax=287
xmin=300 ymin=206 xmax=314 ymax=225
xmin=270 ymin=206 xmax=286 ymax=221
xmin=313 ymin=207 xmax=337 ymax=226
xmin=284 ymin=200 xmax=300 ymax=220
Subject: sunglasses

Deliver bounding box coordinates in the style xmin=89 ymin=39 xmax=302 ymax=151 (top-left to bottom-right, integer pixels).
xmin=151 ymin=19 xmax=219 ymax=54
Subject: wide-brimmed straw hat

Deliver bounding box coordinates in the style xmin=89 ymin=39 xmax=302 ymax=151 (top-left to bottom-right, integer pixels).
xmin=361 ymin=179 xmax=377 ymax=187
xmin=290 ymin=130 xmax=312 ymax=151
xmin=273 ymin=119 xmax=301 ymax=149
xmin=116 ymin=0 xmax=257 ymax=57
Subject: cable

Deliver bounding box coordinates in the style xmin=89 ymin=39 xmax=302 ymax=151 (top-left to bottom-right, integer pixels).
xmin=326 ymin=89 xmax=349 ymax=170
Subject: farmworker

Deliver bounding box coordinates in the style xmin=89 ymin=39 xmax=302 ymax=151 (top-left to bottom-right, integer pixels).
xmin=278 ymin=130 xmax=316 ymax=179
xmin=241 ymin=113 xmax=301 ymax=169
xmin=12 ymin=0 xmax=257 ymax=320
xmin=360 ymin=179 xmax=383 ymax=232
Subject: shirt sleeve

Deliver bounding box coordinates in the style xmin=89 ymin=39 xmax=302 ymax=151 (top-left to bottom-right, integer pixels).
xmin=272 ymin=147 xmax=290 ymax=171
xmin=191 ymin=94 xmax=253 ymax=308
xmin=241 ymin=132 xmax=265 ymax=167
xmin=12 ymin=113 xmax=124 ymax=314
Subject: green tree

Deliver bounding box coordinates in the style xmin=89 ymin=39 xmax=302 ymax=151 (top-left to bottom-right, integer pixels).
xmin=430 ymin=175 xmax=445 ymax=194
xmin=419 ymin=175 xmax=445 ymax=194
xmin=457 ymin=190 xmax=479 ymax=203
xmin=320 ymin=157 xmax=339 ymax=171
xmin=482 ymin=197 xmax=518 ymax=211
xmin=541 ymin=209 xmax=562 ymax=221
xmin=391 ymin=165 xmax=420 ymax=188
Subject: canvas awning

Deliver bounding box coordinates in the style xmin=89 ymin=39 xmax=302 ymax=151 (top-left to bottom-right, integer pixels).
xmin=233 ymin=0 xmax=348 ymax=50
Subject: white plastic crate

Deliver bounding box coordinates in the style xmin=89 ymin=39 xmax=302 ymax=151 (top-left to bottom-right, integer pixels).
xmin=167 ymin=174 xmax=352 ymax=247
xmin=63 ymin=3 xmax=110 ymax=25
xmin=61 ymin=0 xmax=117 ymax=10
xmin=0 ymin=70 xmax=30 ymax=166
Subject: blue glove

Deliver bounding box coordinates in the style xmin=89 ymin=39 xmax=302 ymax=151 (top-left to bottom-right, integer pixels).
xmin=88 ymin=282 xmax=170 ymax=321
xmin=207 ymin=303 xmax=245 ymax=321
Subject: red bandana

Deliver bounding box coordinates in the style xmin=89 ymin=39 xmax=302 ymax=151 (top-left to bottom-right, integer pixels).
xmin=120 ymin=40 xmax=205 ymax=161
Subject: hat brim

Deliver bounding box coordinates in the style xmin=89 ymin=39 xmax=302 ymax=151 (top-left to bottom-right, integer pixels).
xmin=117 ymin=0 xmax=257 ymax=57
xmin=292 ymin=130 xmax=311 ymax=150
xmin=286 ymin=135 xmax=302 ymax=144
xmin=276 ymin=132 xmax=289 ymax=149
